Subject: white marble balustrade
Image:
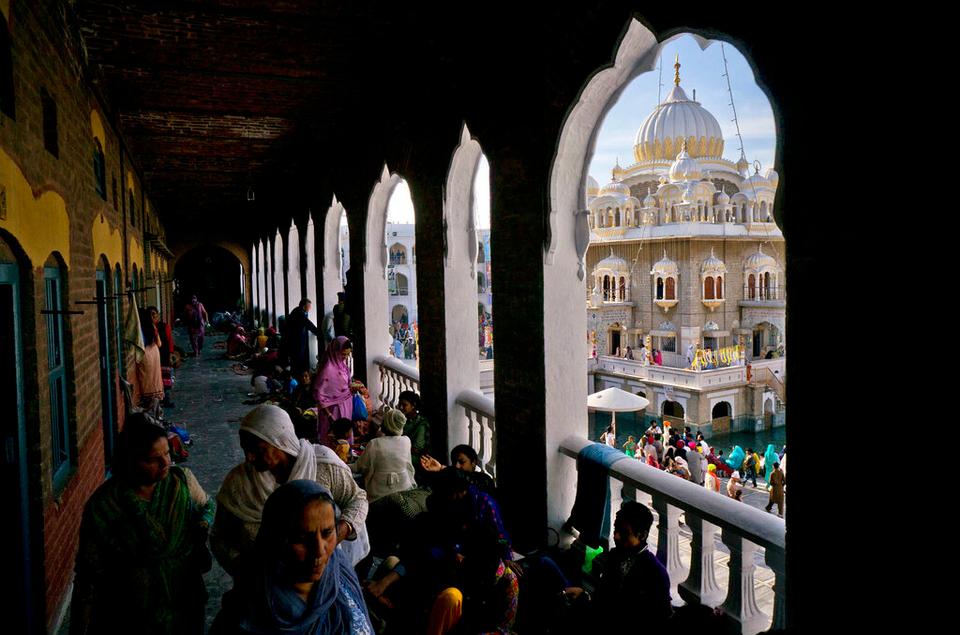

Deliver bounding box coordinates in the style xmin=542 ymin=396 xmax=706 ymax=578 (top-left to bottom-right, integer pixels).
xmin=373 ymin=355 xmax=420 ymax=410
xmin=455 ymin=389 xmax=497 ymax=480
xmin=560 ymin=435 xmax=785 ymax=635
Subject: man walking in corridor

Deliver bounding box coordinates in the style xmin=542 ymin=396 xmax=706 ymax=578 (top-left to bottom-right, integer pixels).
xmin=282 ymin=298 xmax=319 ymax=374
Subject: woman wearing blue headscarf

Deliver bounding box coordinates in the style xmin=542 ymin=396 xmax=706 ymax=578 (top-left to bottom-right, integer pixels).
xmin=726 ymin=445 xmax=745 ymax=471
xmin=211 ymin=480 xmax=372 ymax=634
xmin=762 ymin=444 xmax=779 ymax=481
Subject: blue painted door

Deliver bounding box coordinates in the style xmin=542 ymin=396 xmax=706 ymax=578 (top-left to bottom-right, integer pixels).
xmin=0 ymin=262 xmax=35 ymax=633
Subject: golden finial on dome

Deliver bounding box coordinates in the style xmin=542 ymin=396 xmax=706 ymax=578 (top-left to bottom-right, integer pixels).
xmin=674 ymin=53 xmax=681 ymax=86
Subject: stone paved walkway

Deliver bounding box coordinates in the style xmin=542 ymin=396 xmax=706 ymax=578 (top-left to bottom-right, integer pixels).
xmin=165 ymin=328 xmax=252 ymax=631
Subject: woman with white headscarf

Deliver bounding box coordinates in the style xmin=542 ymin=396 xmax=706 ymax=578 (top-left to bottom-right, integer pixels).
xmin=211 ymin=404 xmax=370 ymax=573
xmin=355 ymin=408 xmax=416 ymax=501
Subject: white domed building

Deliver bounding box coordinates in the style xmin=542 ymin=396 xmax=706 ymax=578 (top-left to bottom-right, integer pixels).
xmin=586 ymin=55 xmax=785 ymax=434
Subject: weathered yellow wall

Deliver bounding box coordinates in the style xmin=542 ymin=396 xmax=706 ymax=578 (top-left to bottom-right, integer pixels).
xmin=90 ymin=109 xmax=106 ymax=147
xmin=0 ymin=149 xmax=71 ymax=268
xmin=91 ymin=214 xmax=122 ymax=270
xmin=126 ymin=170 xmax=136 ymax=193
xmin=128 ymin=235 xmax=142 ymax=273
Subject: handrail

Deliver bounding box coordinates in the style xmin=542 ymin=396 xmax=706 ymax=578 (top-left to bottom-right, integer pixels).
xmin=752 ymin=367 xmax=785 ymax=403
xmin=373 ymin=355 xmax=420 ymax=410
xmin=456 ymin=388 xmax=494 ymax=416
xmin=560 ymin=435 xmax=785 ymax=634
xmin=559 ymin=435 xmax=784 ymax=551
xmin=373 ymin=354 xmax=420 ymax=382
xmin=456 ymin=388 xmax=497 ymax=480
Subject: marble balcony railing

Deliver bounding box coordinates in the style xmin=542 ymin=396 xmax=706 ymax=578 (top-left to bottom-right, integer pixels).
xmin=560 ymin=435 xmax=785 ymax=635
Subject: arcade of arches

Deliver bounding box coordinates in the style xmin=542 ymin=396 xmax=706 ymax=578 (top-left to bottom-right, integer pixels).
xmin=0 ymin=2 xmax=839 ymax=633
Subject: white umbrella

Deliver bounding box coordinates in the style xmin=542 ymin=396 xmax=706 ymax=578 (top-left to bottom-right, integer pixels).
xmin=587 ymin=387 xmax=650 ymax=428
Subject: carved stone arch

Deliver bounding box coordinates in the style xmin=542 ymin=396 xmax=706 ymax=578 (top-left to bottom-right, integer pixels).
xmin=442 ymin=123 xmax=487 ymax=451
xmin=444 ymin=123 xmax=484 ymax=273
xmin=363 ymin=164 xmax=407 ymax=409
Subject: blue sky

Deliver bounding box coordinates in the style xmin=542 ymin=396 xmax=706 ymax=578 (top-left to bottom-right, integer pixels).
xmin=588 ymin=34 xmax=777 ymax=186
xmin=385 ymin=34 xmax=775 ymax=224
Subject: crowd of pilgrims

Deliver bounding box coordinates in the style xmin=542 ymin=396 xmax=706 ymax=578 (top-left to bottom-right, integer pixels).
xmin=599 ymin=423 xmax=786 ymax=515
xmin=69 ymin=294 xmax=761 ymax=635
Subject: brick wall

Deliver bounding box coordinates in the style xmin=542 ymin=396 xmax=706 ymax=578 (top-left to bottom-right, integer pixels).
xmin=0 ymin=2 xmax=166 ymax=630
xmin=42 ymin=429 xmax=103 ymax=627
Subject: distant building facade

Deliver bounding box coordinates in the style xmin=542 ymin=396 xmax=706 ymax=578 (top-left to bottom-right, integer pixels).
xmin=586 ymin=58 xmax=785 ymax=434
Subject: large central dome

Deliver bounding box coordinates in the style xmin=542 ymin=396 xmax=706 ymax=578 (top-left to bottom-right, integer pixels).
xmin=633 ymin=58 xmax=724 ymax=162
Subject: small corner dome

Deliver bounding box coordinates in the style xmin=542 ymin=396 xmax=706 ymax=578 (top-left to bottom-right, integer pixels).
xmin=745 ymin=245 xmax=777 ymax=271
xmin=736 ymin=153 xmax=750 ymax=177
xmin=597 ymin=250 xmax=629 ymax=271
xmin=586 ymin=175 xmax=600 ymax=195
xmin=669 ymin=145 xmax=702 ymax=182
xmin=716 ymin=188 xmax=730 ymax=205
xmin=600 ymin=176 xmax=631 ymax=198
xmin=764 ymin=168 xmax=779 ymax=188
xmin=651 ymin=249 xmax=679 ymax=277
xmin=701 ymin=248 xmax=727 ymax=274
xmin=643 ymin=188 xmax=657 ymax=207
xmin=742 ymin=167 xmax=768 ymax=190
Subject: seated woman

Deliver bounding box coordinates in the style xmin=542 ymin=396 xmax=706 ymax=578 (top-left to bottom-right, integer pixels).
xmin=363 ymin=468 xmax=513 ymax=618
xmin=71 ymin=414 xmax=214 ymax=635
xmin=354 ymin=409 xmax=416 ymax=501
xmin=211 ymin=404 xmax=370 ymax=573
xmin=419 ymin=444 xmax=495 ymax=495
xmin=226 ymin=325 xmax=253 ymax=358
xmin=398 ymin=390 xmax=431 ymax=462
xmin=426 ymin=524 xmax=520 ymax=635
xmin=211 ymin=480 xmax=373 ymax=634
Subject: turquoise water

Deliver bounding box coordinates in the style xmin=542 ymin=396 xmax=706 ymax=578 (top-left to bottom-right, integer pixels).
xmin=590 ymin=411 xmax=786 ymax=455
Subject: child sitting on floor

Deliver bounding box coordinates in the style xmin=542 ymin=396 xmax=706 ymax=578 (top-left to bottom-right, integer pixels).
xmin=329 ymin=417 xmax=354 ymax=463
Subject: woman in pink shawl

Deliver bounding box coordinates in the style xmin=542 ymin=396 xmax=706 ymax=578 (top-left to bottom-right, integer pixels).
xmin=312 ymin=336 xmax=354 ymax=443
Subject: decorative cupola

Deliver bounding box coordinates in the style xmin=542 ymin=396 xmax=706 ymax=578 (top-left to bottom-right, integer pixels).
xmin=669 ymin=141 xmax=703 ymax=183
xmin=700 ymin=247 xmax=727 ymax=311
xmin=715 ymin=186 xmax=732 ymax=223
xmin=589 ymin=168 xmax=641 ymax=231
xmin=593 ymin=249 xmax=631 ymax=304
xmin=744 ymin=244 xmax=781 ymax=301
xmin=640 ymin=187 xmax=658 ymax=225
xmin=736 ymin=150 xmax=750 ymax=177
xmin=650 ymin=248 xmax=679 ymax=312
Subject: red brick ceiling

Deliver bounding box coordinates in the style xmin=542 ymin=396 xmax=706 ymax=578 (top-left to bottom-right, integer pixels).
xmin=75 ymin=0 xmax=380 ymax=237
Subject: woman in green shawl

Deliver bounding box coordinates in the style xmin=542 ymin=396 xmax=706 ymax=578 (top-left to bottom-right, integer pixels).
xmin=70 ymin=414 xmax=215 ymax=635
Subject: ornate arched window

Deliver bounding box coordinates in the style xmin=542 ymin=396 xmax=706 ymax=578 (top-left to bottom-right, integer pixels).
xmin=389 ymin=243 xmax=407 ymax=265
xmin=700 ymin=248 xmax=726 ymax=311
xmin=651 ymin=248 xmax=678 ymax=311
xmin=744 ymin=245 xmax=780 ymax=301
